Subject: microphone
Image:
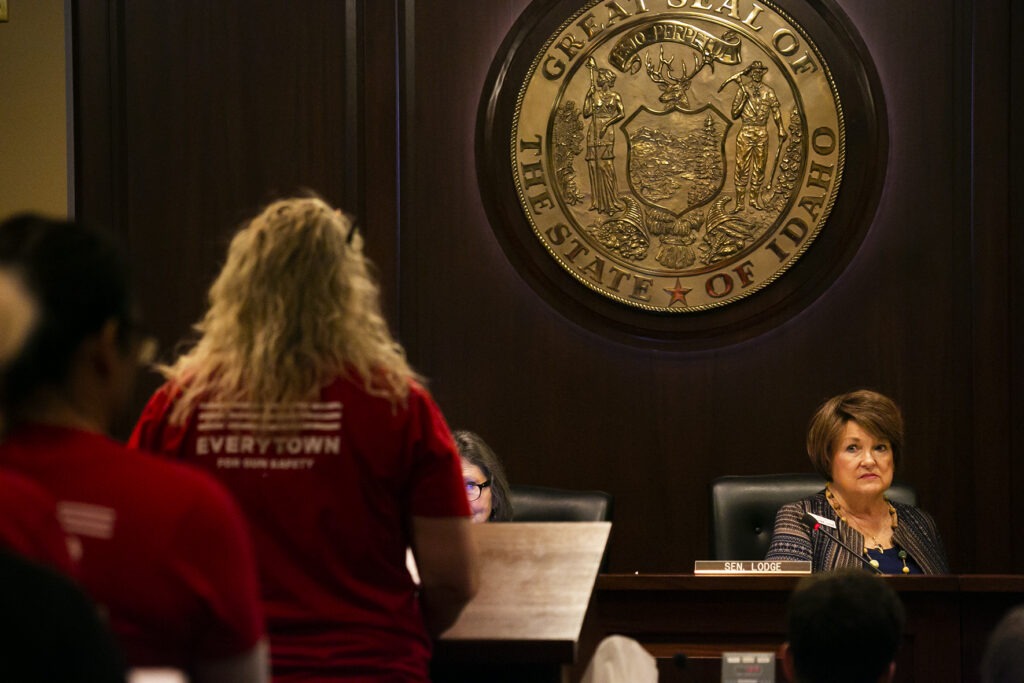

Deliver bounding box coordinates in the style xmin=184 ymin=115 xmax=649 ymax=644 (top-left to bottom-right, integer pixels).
xmin=801 ymin=510 xmax=882 ymax=575
xmin=671 ymin=652 xmax=698 ymax=682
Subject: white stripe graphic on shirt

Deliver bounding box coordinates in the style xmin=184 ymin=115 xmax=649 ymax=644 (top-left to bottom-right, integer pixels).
xmin=197 ymin=402 xmax=343 ymax=432
xmin=57 ymin=501 xmax=116 ymax=539
xmin=199 ymin=422 xmax=340 ymax=432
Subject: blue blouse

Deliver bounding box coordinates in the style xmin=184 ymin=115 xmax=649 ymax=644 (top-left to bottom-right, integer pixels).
xmin=864 ymin=545 xmax=923 ymax=575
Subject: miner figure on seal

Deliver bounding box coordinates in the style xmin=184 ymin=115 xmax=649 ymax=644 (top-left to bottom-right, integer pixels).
xmin=724 ymin=61 xmax=787 ymax=212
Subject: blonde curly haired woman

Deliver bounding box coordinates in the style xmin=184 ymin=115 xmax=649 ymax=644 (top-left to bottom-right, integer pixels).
xmin=131 ymin=196 xmax=478 ymax=682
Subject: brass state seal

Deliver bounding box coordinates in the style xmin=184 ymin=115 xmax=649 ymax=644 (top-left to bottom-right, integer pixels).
xmin=512 ymin=0 xmax=844 ymax=312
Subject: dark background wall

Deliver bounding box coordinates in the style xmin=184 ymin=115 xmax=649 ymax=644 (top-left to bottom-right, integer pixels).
xmin=72 ymin=0 xmax=1022 ymax=573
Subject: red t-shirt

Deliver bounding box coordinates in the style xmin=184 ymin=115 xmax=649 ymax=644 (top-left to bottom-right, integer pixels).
xmin=0 ymin=424 xmax=264 ymax=671
xmin=130 ymin=376 xmax=470 ymax=682
xmin=0 ymin=467 xmax=75 ymax=575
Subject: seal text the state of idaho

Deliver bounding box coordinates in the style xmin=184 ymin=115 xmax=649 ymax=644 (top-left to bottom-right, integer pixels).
xmin=513 ymin=0 xmax=843 ymax=311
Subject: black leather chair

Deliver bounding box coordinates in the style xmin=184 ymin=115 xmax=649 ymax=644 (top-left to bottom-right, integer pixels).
xmin=709 ymin=473 xmax=917 ymax=561
xmin=509 ymin=485 xmax=613 ymax=522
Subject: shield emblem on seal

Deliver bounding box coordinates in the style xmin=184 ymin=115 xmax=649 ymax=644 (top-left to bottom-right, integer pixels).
xmin=622 ymin=104 xmax=731 ymax=217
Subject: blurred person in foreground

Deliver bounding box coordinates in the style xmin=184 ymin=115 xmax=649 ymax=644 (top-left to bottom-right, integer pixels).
xmin=766 ymin=390 xmax=948 ymax=574
xmin=130 ymin=196 xmax=478 ymax=681
xmin=981 ymin=604 xmax=1024 ymax=683
xmin=782 ymin=569 xmax=905 ymax=683
xmin=453 ymin=429 xmax=514 ymax=523
xmin=0 ymin=264 xmax=124 ymax=682
xmin=0 ymin=268 xmax=74 ymax=574
xmin=0 ymin=214 xmax=268 ymax=681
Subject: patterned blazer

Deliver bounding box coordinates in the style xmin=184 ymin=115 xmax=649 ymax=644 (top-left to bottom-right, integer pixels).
xmin=765 ymin=491 xmax=949 ymax=574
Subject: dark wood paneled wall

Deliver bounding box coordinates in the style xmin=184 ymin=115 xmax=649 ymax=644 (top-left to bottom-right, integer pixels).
xmin=72 ymin=0 xmax=1022 ymax=573
xmin=73 ymin=0 xmax=356 ymax=433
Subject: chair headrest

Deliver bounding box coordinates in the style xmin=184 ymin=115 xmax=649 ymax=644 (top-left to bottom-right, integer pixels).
xmin=509 ymin=485 xmax=613 ymax=522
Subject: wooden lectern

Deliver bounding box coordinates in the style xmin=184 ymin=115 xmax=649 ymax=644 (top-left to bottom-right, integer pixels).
xmin=432 ymin=521 xmax=612 ymax=683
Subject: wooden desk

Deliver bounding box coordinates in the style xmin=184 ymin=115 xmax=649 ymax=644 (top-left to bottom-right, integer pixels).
xmin=588 ymin=574 xmax=1024 ymax=682
xmin=433 ymin=522 xmax=611 ymax=683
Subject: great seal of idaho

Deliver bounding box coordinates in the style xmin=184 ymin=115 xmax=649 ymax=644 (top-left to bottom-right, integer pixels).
xmin=510 ymin=0 xmax=844 ymax=312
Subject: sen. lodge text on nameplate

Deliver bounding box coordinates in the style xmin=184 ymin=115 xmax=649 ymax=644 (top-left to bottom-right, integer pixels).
xmin=694 ymin=560 xmax=811 ymax=575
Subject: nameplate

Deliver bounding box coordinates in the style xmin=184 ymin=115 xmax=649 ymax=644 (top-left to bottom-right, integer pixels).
xmin=722 ymin=652 xmax=776 ymax=683
xmin=694 ymin=560 xmax=812 ymax=575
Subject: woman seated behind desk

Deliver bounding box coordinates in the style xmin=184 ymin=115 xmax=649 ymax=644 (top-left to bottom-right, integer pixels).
xmin=766 ymin=390 xmax=948 ymax=574
xmin=453 ymin=430 xmax=513 ymax=523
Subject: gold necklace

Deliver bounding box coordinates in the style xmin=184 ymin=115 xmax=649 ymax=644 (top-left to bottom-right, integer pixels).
xmin=825 ymin=482 xmax=897 ymax=532
xmin=825 ymin=483 xmax=908 ymax=573
xmin=863 ymin=547 xmax=912 ymax=574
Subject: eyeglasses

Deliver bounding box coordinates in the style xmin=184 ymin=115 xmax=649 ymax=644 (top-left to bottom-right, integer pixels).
xmin=464 ymin=481 xmax=491 ymax=502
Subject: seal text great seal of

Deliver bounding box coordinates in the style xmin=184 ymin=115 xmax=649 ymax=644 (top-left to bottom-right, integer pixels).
xmin=512 ymin=0 xmax=844 ymax=312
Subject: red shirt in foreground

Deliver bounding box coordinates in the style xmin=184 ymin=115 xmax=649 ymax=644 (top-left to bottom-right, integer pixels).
xmin=130 ymin=376 xmax=471 ymax=682
xmin=0 ymin=467 xmax=75 ymax=575
xmin=0 ymin=424 xmax=265 ymax=671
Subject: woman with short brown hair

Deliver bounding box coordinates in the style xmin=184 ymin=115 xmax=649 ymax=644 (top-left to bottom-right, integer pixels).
xmin=766 ymin=390 xmax=948 ymax=574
